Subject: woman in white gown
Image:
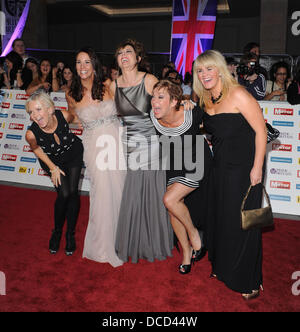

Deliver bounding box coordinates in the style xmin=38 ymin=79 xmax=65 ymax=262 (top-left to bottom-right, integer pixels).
xmin=66 ymin=47 xmax=126 ymax=267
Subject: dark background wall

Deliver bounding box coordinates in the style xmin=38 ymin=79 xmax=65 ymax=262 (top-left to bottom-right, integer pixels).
xmin=21 ymin=0 xmax=298 ymax=74
xmin=23 ymin=0 xmax=262 ymax=55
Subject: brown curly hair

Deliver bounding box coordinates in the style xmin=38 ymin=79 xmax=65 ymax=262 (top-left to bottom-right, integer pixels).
xmin=153 ymin=79 xmax=183 ymax=110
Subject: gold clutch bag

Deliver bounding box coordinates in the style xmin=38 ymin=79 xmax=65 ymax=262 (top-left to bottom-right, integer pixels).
xmin=241 ymin=185 xmax=274 ymax=231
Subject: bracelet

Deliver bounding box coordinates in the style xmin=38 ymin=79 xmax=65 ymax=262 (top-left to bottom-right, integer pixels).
xmin=50 ymin=166 xmax=59 ymax=174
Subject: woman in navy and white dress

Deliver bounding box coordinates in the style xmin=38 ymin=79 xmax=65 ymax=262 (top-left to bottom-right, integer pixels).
xmin=151 ymin=79 xmax=213 ymax=274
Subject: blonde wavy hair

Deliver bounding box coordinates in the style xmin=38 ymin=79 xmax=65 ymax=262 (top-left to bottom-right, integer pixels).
xmin=193 ymin=49 xmax=239 ymax=108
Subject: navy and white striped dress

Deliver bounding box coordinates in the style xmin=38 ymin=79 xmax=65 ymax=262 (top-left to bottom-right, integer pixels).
xmin=150 ymin=107 xmax=212 ymax=189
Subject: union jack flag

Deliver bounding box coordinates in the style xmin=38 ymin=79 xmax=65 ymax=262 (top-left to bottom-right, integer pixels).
xmin=170 ymin=0 xmax=217 ymax=76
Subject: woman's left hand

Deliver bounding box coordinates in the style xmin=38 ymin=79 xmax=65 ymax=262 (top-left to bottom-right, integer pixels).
xmin=50 ymin=166 xmax=65 ymax=187
xmin=250 ymin=166 xmax=262 ymax=186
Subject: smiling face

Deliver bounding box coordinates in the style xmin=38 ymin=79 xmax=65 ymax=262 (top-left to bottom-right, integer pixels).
xmin=116 ymin=45 xmax=139 ymax=70
xmin=274 ymin=67 xmax=287 ymax=85
xmin=196 ymin=64 xmax=221 ymax=92
xmin=63 ymin=68 xmax=73 ymax=82
xmin=27 ymin=99 xmax=54 ymax=129
xmin=76 ymin=52 xmax=94 ymax=80
xmin=151 ymin=87 xmax=177 ymax=120
xmin=40 ymin=60 xmax=51 ymax=76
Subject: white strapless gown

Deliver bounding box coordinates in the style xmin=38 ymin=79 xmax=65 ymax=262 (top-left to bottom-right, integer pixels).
xmin=75 ymin=100 xmax=126 ymax=267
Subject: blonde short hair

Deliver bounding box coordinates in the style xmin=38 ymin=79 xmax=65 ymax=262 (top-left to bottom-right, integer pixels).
xmin=193 ymin=49 xmax=239 ymax=107
xmin=25 ymin=90 xmax=55 ymax=114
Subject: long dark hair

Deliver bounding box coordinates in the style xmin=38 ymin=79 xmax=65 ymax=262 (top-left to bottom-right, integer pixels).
xmin=5 ymin=51 xmax=23 ymax=85
xmin=61 ymin=64 xmax=74 ymax=86
xmin=69 ymin=47 xmax=104 ymax=102
xmin=270 ymin=61 xmax=291 ymax=81
xmin=37 ymin=58 xmax=53 ymax=84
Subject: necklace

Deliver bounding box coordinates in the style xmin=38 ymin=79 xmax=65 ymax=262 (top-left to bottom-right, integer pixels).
xmin=211 ymin=91 xmax=223 ymax=104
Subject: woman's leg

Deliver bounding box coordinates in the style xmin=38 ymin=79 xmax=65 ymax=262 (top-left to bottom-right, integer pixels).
xmin=65 ymin=166 xmax=82 ymax=234
xmin=49 ymin=173 xmax=71 ymax=253
xmin=163 ymin=183 xmax=201 ymax=252
xmin=64 ymin=166 xmax=82 ymax=255
xmin=168 ymin=212 xmax=193 ymax=266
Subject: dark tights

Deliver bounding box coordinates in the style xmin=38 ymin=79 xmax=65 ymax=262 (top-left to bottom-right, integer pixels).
xmin=54 ymin=166 xmax=82 ymax=234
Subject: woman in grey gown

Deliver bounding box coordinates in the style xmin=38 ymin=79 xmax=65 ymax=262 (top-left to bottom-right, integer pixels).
xmin=110 ymin=39 xmax=173 ymax=263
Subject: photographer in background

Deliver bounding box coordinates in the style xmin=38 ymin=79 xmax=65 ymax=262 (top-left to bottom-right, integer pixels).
xmin=243 ymin=42 xmax=268 ymax=80
xmin=237 ymin=52 xmax=266 ymax=100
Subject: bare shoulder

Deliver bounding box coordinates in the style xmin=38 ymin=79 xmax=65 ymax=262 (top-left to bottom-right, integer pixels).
xmin=229 ymin=85 xmax=261 ymax=118
xmin=145 ymin=73 xmax=159 ymax=85
xmin=144 ymin=73 xmax=159 ymax=95
xmin=229 ymin=85 xmax=257 ymax=108
xmin=25 ymin=129 xmax=36 ymax=144
xmin=229 ymin=85 xmax=249 ymax=102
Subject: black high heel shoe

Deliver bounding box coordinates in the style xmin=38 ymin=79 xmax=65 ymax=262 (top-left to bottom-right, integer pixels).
xmin=179 ymin=249 xmax=194 ymax=274
xmin=192 ymin=248 xmax=207 ymax=262
xmin=192 ymin=229 xmax=207 ymax=262
xmin=179 ymin=264 xmax=192 ymax=274
xmin=65 ymin=231 xmax=76 ymax=256
xmin=49 ymin=229 xmax=62 ymax=254
xmin=242 ymin=285 xmax=264 ymax=301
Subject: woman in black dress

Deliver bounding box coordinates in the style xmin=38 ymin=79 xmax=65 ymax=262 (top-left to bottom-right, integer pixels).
xmin=151 ymin=79 xmax=213 ymax=274
xmin=193 ymin=50 xmax=267 ymax=300
xmin=25 ymin=91 xmax=83 ymax=256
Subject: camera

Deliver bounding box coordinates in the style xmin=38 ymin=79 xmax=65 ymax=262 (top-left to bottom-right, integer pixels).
xmin=237 ymin=61 xmax=260 ymax=76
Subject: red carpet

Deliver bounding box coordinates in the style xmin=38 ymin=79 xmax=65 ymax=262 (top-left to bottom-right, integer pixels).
xmin=0 ymin=184 xmax=299 ymax=312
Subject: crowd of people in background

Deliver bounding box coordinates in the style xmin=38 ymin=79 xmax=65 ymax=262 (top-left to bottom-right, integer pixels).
xmin=1 ymin=38 xmax=300 ymax=104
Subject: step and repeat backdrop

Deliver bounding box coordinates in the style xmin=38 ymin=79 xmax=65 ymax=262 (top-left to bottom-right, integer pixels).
xmin=0 ymin=90 xmax=299 ymax=216
xmin=0 ymin=90 xmax=89 ymax=192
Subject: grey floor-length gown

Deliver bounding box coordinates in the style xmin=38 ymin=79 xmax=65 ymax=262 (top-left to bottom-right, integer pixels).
xmin=114 ymin=74 xmax=173 ymax=263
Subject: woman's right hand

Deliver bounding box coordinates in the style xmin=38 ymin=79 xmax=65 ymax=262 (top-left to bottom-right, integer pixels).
xmin=272 ymin=89 xmax=285 ymax=97
xmin=250 ymin=166 xmax=262 ymax=187
xmin=50 ymin=166 xmax=65 ymax=187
